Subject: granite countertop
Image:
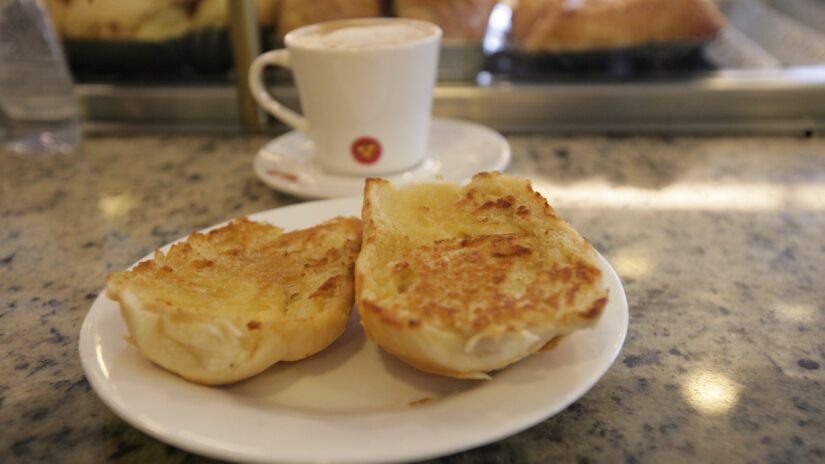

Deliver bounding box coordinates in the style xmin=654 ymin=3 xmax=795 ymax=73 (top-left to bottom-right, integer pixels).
xmin=1 ymin=133 xmax=824 ymax=463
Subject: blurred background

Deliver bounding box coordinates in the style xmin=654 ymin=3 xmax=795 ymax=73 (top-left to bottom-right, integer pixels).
xmin=34 ymin=0 xmax=825 ymax=133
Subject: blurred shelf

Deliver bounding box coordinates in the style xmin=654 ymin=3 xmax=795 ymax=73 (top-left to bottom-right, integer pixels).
xmin=79 ymin=66 xmax=825 ymax=135
xmin=76 ymin=0 xmax=825 ymax=135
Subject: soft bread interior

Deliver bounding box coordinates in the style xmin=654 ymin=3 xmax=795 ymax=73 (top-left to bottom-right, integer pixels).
xmin=356 ymin=173 xmax=608 ymax=379
xmin=107 ymin=217 xmax=362 ymax=385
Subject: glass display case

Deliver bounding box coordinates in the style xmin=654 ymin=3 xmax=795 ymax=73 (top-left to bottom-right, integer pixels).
xmin=46 ymin=0 xmax=825 ymax=133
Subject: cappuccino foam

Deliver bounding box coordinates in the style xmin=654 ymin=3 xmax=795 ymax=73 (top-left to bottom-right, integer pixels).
xmin=292 ymin=21 xmax=436 ymax=50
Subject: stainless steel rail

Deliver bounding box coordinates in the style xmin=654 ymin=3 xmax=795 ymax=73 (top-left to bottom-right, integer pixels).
xmin=79 ymin=66 xmax=825 ymax=134
xmin=228 ymin=0 xmax=265 ymax=129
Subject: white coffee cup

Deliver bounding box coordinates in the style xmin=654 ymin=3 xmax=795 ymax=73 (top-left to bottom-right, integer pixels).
xmin=249 ymin=18 xmax=442 ymax=176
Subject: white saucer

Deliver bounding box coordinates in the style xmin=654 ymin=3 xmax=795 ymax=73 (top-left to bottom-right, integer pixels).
xmin=253 ymin=117 xmax=511 ymax=199
xmin=79 ymin=196 xmax=628 ymax=464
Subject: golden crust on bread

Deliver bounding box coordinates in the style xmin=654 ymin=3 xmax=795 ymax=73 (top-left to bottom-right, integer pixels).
xmin=510 ymin=0 xmax=726 ymax=52
xmin=356 ymin=172 xmax=608 ymax=379
xmin=106 ymin=216 xmax=361 ymax=385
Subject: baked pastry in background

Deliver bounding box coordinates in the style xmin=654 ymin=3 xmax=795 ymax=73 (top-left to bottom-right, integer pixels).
xmin=51 ymin=0 xmax=282 ymax=40
xmin=191 ymin=0 xmax=281 ymax=30
xmin=394 ymin=0 xmax=497 ymax=42
xmin=61 ymin=0 xmax=193 ymax=41
xmin=106 ymin=217 xmax=362 ymax=385
xmin=356 ymin=173 xmax=609 ymax=379
xmin=277 ymin=0 xmax=384 ymax=38
xmin=510 ymin=0 xmax=726 ymax=52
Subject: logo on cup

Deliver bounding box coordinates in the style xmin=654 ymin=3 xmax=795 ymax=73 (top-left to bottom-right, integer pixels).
xmin=351 ymin=137 xmax=382 ymax=165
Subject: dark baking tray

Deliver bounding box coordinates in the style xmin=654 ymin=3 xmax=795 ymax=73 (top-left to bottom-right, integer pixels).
xmin=65 ymin=27 xmax=272 ymax=82
xmin=484 ymin=40 xmax=716 ymax=80
xmin=65 ymin=28 xmax=716 ymax=83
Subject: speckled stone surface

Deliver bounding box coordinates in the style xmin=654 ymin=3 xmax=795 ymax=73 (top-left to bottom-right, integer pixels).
xmin=1 ymin=133 xmax=824 ymax=463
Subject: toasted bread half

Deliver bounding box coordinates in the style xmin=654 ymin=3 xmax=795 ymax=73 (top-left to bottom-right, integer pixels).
xmin=106 ymin=216 xmax=362 ymax=385
xmin=355 ymin=173 xmax=608 ymax=379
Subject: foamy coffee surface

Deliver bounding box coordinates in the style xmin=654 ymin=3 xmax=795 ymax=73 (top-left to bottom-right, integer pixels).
xmin=292 ymin=22 xmax=436 ymax=50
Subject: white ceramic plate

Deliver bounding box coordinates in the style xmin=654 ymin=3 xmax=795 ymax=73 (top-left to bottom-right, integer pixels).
xmin=80 ymin=197 xmax=628 ymax=464
xmin=253 ymin=117 xmax=511 ymax=199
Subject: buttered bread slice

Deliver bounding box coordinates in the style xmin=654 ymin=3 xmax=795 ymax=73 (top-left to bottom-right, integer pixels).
xmin=106 ymin=216 xmax=361 ymax=385
xmin=356 ymin=173 xmax=608 ymax=379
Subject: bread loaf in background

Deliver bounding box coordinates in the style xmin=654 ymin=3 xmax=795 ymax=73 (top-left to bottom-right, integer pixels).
xmin=192 ymin=0 xmax=281 ymax=30
xmin=394 ymin=0 xmax=497 ymax=42
xmin=510 ymin=0 xmax=726 ymax=52
xmin=61 ymin=0 xmax=193 ymax=41
xmin=277 ymin=0 xmax=385 ymax=39
xmin=49 ymin=0 xmax=281 ymax=40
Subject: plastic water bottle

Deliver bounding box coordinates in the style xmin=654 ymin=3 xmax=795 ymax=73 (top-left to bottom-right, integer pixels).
xmin=0 ymin=0 xmax=80 ymax=155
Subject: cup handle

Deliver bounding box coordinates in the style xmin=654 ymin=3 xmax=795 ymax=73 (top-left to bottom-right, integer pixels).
xmin=248 ymin=49 xmax=309 ymax=133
